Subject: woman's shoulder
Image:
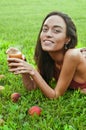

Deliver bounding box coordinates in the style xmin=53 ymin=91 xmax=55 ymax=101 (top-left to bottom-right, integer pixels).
xmin=64 ymin=48 xmax=81 ymax=62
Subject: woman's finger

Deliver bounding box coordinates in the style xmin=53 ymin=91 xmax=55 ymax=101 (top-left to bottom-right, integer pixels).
xmin=7 ymin=57 xmax=23 ymax=63
xmin=14 ymin=69 xmax=35 ymax=75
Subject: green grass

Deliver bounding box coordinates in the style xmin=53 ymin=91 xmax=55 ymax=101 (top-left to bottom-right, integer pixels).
xmin=0 ymin=0 xmax=86 ymax=129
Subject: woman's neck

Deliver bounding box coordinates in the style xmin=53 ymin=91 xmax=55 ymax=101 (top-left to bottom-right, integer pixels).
xmin=49 ymin=50 xmax=65 ymax=64
xmin=49 ymin=50 xmax=65 ymax=70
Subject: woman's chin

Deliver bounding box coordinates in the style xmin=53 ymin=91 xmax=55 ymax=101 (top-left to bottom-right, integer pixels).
xmin=42 ymin=46 xmax=54 ymax=51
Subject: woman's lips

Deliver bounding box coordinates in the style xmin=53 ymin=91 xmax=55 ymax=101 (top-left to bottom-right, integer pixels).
xmin=43 ymin=40 xmax=54 ymax=45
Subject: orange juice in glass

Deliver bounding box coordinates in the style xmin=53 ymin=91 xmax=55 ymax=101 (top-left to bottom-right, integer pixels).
xmin=6 ymin=48 xmax=22 ymax=59
xmin=8 ymin=52 xmax=22 ymax=59
xmin=6 ymin=48 xmax=22 ymax=68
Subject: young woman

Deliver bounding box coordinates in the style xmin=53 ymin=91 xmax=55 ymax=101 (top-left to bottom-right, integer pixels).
xmin=7 ymin=11 xmax=86 ymax=99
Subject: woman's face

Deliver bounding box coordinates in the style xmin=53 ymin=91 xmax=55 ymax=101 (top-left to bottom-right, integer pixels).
xmin=40 ymin=15 xmax=69 ymax=52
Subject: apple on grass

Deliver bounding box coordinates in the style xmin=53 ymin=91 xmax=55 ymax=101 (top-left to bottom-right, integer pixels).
xmin=28 ymin=106 xmax=42 ymax=116
xmin=11 ymin=92 xmax=21 ymax=102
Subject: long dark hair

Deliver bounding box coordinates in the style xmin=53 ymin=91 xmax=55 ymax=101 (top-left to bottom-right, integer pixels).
xmin=34 ymin=11 xmax=78 ymax=83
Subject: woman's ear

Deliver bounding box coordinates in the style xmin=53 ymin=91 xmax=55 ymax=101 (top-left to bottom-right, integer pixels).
xmin=64 ymin=37 xmax=71 ymax=50
xmin=66 ymin=37 xmax=71 ymax=44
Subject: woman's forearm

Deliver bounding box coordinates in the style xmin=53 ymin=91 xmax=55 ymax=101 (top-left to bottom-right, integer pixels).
xmin=32 ymin=70 xmax=58 ymax=99
xmin=21 ymin=73 xmax=37 ymax=90
xmin=22 ymin=70 xmax=60 ymax=99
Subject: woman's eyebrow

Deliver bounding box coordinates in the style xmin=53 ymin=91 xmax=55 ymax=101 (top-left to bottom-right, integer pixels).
xmin=43 ymin=24 xmax=63 ymax=29
xmin=53 ymin=25 xmax=63 ymax=29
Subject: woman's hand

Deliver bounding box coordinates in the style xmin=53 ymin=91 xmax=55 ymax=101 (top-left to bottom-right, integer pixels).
xmin=7 ymin=58 xmax=35 ymax=76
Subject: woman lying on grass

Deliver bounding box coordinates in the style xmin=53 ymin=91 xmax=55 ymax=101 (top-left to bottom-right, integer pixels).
xmin=7 ymin=11 xmax=86 ymax=99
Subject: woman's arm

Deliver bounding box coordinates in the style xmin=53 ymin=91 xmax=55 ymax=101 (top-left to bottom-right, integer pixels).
xmin=8 ymin=50 xmax=79 ymax=99
xmin=8 ymin=58 xmax=56 ymax=99
xmin=54 ymin=50 xmax=79 ymax=97
xmin=31 ymin=50 xmax=79 ymax=98
xmin=21 ymin=73 xmax=37 ymax=90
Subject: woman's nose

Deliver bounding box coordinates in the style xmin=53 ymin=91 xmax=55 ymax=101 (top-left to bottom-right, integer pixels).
xmin=46 ymin=30 xmax=52 ymax=37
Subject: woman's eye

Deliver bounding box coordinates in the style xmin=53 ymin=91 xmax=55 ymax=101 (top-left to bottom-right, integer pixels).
xmin=53 ymin=29 xmax=61 ymax=33
xmin=42 ymin=27 xmax=48 ymax=32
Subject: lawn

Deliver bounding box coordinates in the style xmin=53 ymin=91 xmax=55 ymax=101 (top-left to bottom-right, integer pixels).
xmin=0 ymin=0 xmax=86 ymax=130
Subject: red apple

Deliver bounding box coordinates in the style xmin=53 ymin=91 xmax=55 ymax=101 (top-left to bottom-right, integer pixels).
xmin=28 ymin=106 xmax=42 ymax=116
xmin=11 ymin=92 xmax=21 ymax=102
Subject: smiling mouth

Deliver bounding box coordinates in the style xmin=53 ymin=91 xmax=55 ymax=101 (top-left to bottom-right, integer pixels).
xmin=43 ymin=40 xmax=54 ymax=45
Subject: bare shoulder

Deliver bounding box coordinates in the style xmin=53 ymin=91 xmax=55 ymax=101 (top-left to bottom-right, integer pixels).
xmin=64 ymin=49 xmax=80 ymax=62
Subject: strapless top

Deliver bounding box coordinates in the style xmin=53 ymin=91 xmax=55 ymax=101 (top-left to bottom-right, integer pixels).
xmin=54 ymin=67 xmax=86 ymax=89
xmin=69 ymin=80 xmax=86 ymax=89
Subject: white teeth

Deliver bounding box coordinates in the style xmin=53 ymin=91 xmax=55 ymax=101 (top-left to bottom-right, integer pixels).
xmin=44 ymin=40 xmax=53 ymax=44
